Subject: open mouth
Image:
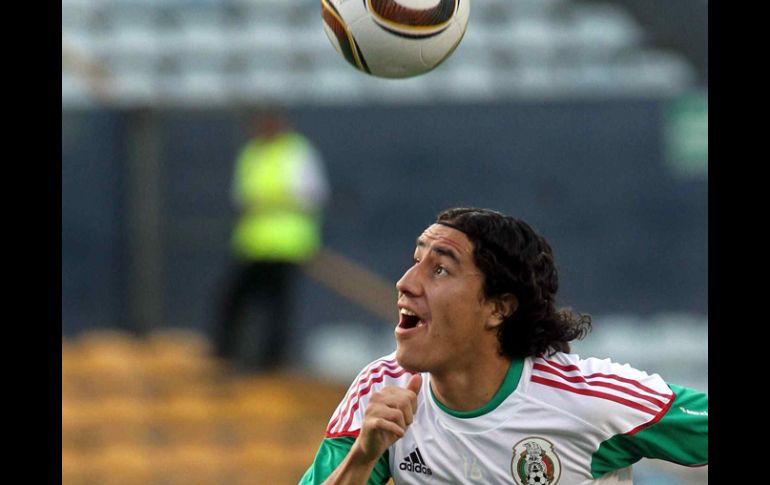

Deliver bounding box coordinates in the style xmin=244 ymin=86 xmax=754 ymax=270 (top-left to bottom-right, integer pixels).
xmin=398 ymin=308 xmax=426 ymax=329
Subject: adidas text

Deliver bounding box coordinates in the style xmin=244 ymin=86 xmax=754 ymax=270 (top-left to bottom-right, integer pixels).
xmin=399 ymin=461 xmax=433 ymax=475
xmin=400 ymin=448 xmax=433 ymax=475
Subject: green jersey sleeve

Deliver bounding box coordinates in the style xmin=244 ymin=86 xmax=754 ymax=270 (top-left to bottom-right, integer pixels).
xmin=591 ymin=383 xmax=708 ymax=478
xmin=298 ymin=436 xmax=391 ymax=485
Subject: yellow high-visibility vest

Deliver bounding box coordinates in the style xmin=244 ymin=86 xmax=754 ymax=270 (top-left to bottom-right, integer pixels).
xmin=231 ymin=132 xmax=325 ymax=262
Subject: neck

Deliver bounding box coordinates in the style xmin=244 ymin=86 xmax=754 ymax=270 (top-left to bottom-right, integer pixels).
xmin=430 ymin=353 xmax=511 ymax=412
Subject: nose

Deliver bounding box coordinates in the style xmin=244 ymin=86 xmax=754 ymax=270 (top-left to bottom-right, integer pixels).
xmin=396 ymin=262 xmax=422 ymax=297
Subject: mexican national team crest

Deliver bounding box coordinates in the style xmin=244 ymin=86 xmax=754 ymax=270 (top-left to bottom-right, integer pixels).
xmin=511 ymin=437 xmax=562 ymax=485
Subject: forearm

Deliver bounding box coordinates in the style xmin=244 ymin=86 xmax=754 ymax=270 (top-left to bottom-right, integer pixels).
xmin=305 ymin=375 xmax=421 ymax=485
xmin=322 ymin=441 xmax=382 ymax=485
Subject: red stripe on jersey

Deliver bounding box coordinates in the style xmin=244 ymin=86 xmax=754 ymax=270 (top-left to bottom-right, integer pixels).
xmin=327 ymin=359 xmax=400 ymax=433
xmin=531 ymin=376 xmax=660 ymax=415
xmin=532 ymin=363 xmax=669 ymax=408
xmin=625 ymin=389 xmax=675 ymax=435
xmin=326 ymin=362 xmax=392 ymax=431
xmin=325 ymin=430 xmax=361 ymax=439
xmin=339 ymin=369 xmax=411 ymax=433
xmin=542 ymin=358 xmax=673 ymax=399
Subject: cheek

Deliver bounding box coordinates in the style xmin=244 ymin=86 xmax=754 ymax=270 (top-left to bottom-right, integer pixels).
xmin=433 ymin=293 xmax=483 ymax=333
xmin=425 ymin=280 xmax=487 ymax=329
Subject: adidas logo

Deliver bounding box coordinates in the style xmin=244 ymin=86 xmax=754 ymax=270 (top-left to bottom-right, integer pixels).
xmin=399 ymin=447 xmax=433 ymax=475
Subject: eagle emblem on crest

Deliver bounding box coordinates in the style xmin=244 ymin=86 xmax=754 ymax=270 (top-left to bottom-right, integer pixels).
xmin=511 ymin=437 xmax=562 ymax=485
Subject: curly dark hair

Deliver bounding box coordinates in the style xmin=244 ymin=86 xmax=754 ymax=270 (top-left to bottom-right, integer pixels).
xmin=436 ymin=207 xmax=591 ymax=358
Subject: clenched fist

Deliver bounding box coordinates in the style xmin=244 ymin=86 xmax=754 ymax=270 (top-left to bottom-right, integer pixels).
xmin=321 ymin=374 xmax=423 ymax=485
xmin=354 ymin=373 xmax=423 ymax=462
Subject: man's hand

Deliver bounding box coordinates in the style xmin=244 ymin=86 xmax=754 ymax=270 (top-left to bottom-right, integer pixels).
xmin=321 ymin=374 xmax=423 ymax=485
xmin=353 ymin=373 xmax=423 ymax=462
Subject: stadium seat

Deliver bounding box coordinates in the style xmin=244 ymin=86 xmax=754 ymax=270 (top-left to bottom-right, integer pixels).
xmin=63 ymin=330 xmax=355 ymax=484
xmin=87 ymin=444 xmax=154 ymax=485
xmin=63 ymin=0 xmax=700 ymax=106
xmin=150 ymin=443 xmax=231 ymax=484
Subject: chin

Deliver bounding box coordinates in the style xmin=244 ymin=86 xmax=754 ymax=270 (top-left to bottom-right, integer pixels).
xmin=395 ymin=345 xmax=425 ymax=373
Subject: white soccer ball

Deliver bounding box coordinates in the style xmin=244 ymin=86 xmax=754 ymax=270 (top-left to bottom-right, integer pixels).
xmin=526 ymin=463 xmax=548 ymax=485
xmin=320 ymin=0 xmax=471 ymax=78
xmin=527 ymin=471 xmax=547 ymax=485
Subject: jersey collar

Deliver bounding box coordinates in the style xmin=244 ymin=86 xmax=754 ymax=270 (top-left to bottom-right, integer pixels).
xmin=429 ymin=357 xmax=525 ymax=419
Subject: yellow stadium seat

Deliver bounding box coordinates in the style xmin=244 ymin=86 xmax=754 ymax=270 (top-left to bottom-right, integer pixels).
xmin=69 ymin=330 xmax=149 ymax=397
xmin=62 ymin=447 xmax=87 ymax=483
xmin=84 ymin=444 xmax=153 ymax=485
xmin=63 ymin=396 xmax=152 ymax=450
xmin=149 ymin=443 xmax=232 ymax=484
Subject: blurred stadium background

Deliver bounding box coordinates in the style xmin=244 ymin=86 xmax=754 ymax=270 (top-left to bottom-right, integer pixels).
xmin=62 ymin=0 xmax=708 ymax=483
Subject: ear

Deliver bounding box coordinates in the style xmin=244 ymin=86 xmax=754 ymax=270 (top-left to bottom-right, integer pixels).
xmin=485 ymin=294 xmax=518 ymax=329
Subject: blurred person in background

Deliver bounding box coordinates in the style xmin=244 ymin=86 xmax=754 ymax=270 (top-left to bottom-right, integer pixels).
xmin=214 ymin=106 xmax=330 ymax=370
xmin=300 ymin=207 xmax=707 ymax=484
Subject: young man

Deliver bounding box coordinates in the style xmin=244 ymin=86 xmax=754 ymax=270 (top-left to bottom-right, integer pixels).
xmin=299 ymin=208 xmax=708 ymax=484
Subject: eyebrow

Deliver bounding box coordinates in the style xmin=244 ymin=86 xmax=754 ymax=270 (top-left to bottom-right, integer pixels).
xmin=416 ymin=237 xmax=460 ymax=264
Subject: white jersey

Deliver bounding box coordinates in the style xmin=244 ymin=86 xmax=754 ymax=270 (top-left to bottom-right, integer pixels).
xmin=323 ymin=351 xmax=682 ymax=485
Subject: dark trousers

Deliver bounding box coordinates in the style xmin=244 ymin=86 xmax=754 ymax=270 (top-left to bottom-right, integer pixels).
xmin=215 ymin=261 xmax=294 ymax=370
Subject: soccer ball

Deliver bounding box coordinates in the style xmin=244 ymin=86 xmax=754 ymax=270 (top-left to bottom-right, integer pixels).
xmin=527 ymin=471 xmax=548 ymax=485
xmin=320 ymin=0 xmax=471 ymax=79
xmin=526 ymin=462 xmax=549 ymax=484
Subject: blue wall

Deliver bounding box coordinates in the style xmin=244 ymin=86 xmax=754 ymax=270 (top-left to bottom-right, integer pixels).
xmin=61 ymin=100 xmax=707 ymax=337
xmin=62 ymin=112 xmax=128 ymax=336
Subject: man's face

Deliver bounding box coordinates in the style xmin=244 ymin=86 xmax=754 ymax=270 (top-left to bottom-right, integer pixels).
xmin=394 ymin=224 xmax=498 ymax=374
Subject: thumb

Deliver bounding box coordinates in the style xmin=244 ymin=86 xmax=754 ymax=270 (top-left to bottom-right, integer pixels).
xmin=406 ymin=373 xmax=423 ymax=394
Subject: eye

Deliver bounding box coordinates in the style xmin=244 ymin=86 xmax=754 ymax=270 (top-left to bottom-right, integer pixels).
xmin=434 ymin=266 xmax=448 ymax=276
